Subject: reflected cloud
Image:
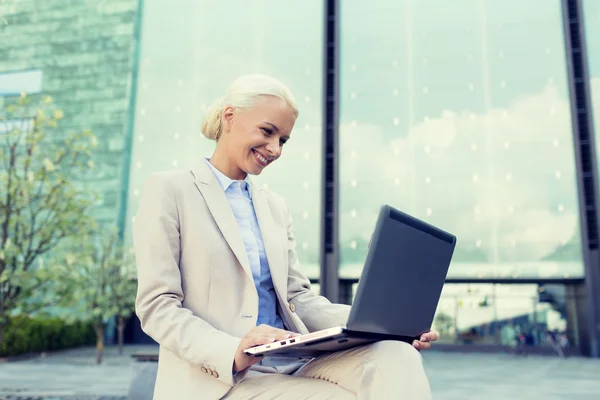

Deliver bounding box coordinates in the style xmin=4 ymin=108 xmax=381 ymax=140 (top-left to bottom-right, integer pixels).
xmin=336 ymin=82 xmax=588 ymax=265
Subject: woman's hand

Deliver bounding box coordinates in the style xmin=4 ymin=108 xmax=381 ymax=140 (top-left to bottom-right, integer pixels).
xmin=412 ymin=330 xmax=439 ymax=351
xmin=233 ymin=324 xmax=299 ymax=372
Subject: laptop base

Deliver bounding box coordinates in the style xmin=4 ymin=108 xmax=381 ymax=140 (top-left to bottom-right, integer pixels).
xmin=245 ymin=328 xmax=420 ymax=358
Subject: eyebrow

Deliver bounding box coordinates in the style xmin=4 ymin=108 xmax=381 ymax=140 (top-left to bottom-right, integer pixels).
xmin=264 ymin=121 xmax=280 ymax=132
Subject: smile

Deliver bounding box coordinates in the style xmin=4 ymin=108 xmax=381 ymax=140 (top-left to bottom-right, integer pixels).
xmin=252 ymin=149 xmax=270 ymax=167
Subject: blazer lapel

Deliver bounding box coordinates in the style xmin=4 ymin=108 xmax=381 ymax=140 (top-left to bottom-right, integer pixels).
xmin=250 ymin=184 xmax=288 ymax=302
xmin=190 ymin=162 xmax=253 ymax=283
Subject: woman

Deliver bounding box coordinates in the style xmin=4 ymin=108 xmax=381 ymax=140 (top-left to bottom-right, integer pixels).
xmin=133 ymin=74 xmax=438 ymax=399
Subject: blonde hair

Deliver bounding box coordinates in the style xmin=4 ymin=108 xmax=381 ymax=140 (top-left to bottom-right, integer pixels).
xmin=201 ymin=74 xmax=299 ymax=141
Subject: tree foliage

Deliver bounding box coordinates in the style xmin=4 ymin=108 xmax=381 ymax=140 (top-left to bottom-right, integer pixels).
xmin=0 ymin=93 xmax=97 ymax=345
xmin=65 ymin=228 xmax=137 ymax=363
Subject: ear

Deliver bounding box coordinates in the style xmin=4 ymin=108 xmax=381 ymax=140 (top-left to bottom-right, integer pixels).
xmin=222 ymin=105 xmax=235 ymax=133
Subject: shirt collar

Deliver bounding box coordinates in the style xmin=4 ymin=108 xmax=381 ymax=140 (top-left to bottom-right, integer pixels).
xmin=204 ymin=158 xmax=252 ymax=198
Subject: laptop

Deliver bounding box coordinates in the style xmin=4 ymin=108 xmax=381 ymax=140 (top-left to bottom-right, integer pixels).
xmin=244 ymin=204 xmax=457 ymax=358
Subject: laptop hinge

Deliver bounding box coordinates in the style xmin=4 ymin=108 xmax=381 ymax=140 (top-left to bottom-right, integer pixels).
xmin=344 ymin=329 xmax=420 ymax=343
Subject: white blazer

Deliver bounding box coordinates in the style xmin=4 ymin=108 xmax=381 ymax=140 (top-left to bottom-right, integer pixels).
xmin=133 ymin=160 xmax=350 ymax=400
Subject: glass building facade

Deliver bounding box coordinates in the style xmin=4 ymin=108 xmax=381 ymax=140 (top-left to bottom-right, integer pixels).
xmin=339 ymin=0 xmax=583 ymax=279
xmin=336 ymin=0 xmax=588 ymax=349
xmin=584 ymin=1 xmax=600 ymax=155
xmin=1 ymin=0 xmax=599 ymax=355
xmin=125 ymin=0 xmax=325 ymax=268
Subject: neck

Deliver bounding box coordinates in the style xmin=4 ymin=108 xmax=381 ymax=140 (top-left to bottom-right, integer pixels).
xmin=209 ymin=147 xmax=247 ymax=181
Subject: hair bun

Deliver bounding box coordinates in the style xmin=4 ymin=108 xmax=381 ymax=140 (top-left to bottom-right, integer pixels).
xmin=200 ymin=97 xmax=224 ymax=141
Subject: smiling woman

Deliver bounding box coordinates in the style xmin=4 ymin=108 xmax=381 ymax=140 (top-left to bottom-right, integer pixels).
xmin=201 ymin=75 xmax=298 ymax=180
xmin=132 ymin=73 xmax=437 ymax=399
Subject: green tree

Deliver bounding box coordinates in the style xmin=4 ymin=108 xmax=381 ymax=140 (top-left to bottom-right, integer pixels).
xmin=0 ymin=93 xmax=97 ymax=349
xmin=67 ymin=228 xmax=136 ymax=363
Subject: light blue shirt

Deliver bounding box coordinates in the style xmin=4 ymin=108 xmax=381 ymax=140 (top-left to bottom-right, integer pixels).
xmin=205 ymin=159 xmax=285 ymax=329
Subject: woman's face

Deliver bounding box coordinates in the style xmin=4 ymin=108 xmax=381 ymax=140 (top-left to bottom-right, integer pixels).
xmin=221 ymin=96 xmax=296 ymax=177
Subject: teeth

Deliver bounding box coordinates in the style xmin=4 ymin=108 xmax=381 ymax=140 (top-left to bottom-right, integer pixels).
xmin=254 ymin=151 xmax=268 ymax=164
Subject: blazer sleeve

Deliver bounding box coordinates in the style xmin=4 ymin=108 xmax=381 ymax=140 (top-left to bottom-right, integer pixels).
xmin=283 ymin=201 xmax=351 ymax=331
xmin=133 ymin=172 xmax=244 ymax=387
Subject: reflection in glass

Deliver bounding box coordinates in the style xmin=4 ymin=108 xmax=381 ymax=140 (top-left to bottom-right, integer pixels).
xmin=435 ymin=284 xmax=576 ymax=352
xmin=341 ymin=282 xmax=576 ymax=351
xmin=339 ymin=0 xmax=584 ymax=279
xmin=583 ymin=1 xmax=600 ymax=177
xmin=124 ymin=0 xmax=323 ymax=269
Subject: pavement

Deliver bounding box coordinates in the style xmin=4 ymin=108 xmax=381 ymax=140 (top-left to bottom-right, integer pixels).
xmin=0 ymin=345 xmax=599 ymax=399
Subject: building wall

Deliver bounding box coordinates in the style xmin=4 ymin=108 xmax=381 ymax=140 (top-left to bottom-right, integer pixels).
xmin=0 ymin=0 xmax=139 ymax=225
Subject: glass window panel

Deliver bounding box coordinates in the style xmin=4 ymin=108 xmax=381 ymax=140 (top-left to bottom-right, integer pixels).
xmin=339 ymin=0 xmax=583 ymax=279
xmin=433 ymin=283 xmax=572 ymax=349
xmin=124 ymin=0 xmax=323 ymax=273
xmin=583 ymin=1 xmax=600 ymax=174
xmin=0 ymin=70 xmax=42 ymax=96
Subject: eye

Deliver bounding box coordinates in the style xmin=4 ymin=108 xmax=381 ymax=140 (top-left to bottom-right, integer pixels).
xmin=261 ymin=127 xmax=273 ymax=136
xmin=280 ymin=138 xmax=287 ymax=146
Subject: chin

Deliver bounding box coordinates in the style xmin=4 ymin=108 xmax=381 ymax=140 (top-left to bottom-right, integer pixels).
xmin=246 ymin=160 xmax=267 ymax=176
xmin=247 ymin=167 xmax=263 ymax=176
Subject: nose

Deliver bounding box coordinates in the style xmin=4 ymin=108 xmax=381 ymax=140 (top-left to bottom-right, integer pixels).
xmin=265 ymin=138 xmax=281 ymax=158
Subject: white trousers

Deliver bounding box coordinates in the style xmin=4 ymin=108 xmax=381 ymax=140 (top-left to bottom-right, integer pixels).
xmin=222 ymin=340 xmax=432 ymax=399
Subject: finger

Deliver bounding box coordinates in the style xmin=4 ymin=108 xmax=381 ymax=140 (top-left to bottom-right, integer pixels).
xmin=258 ymin=334 xmax=278 ymax=343
xmin=272 ymin=330 xmax=294 ymax=339
xmin=255 ymin=325 xmax=285 ymax=335
xmin=419 ymin=341 xmax=431 ymax=350
xmin=262 ymin=326 xmax=297 ymax=339
xmin=420 ymin=332 xmax=438 ymax=342
xmin=413 ymin=340 xmax=431 ymax=350
xmin=273 ymin=332 xmax=298 ymax=341
xmin=250 ymin=331 xmax=291 ymax=346
xmin=420 ymin=334 xmax=432 ymax=342
xmin=271 ymin=327 xmax=297 ymax=335
xmin=247 ymin=334 xmax=276 ymax=347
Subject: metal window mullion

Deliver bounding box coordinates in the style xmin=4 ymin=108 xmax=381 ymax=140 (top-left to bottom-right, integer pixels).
xmin=319 ymin=0 xmax=340 ymax=303
xmin=561 ymin=0 xmax=600 ymax=358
